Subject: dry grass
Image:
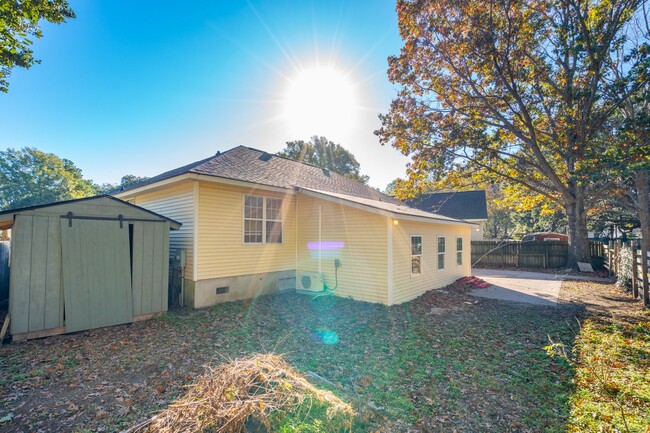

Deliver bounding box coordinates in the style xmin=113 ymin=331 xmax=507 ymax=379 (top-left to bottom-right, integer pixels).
xmin=126 ymin=353 xmax=354 ymax=433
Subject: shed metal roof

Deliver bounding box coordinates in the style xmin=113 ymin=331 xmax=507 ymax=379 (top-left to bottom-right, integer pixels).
xmin=0 ymin=195 xmax=182 ymax=230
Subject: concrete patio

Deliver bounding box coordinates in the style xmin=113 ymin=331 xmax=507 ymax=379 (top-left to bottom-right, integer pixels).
xmin=470 ymin=268 xmax=576 ymax=306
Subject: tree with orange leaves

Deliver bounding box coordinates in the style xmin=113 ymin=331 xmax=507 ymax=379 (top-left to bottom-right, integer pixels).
xmin=377 ymin=0 xmax=648 ymax=267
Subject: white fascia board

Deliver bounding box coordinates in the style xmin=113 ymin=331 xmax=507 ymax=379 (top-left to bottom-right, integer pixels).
xmin=115 ymin=173 xmax=297 ymax=198
xmin=298 ymin=189 xmax=475 ymax=228
xmin=114 ymin=173 xmax=194 ymax=199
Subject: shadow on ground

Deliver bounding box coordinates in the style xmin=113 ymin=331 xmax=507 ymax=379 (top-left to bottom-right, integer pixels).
xmin=0 ymin=282 xmax=584 ymax=432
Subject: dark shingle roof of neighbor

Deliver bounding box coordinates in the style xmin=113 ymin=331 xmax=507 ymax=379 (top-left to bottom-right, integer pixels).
xmin=409 ymin=190 xmax=488 ymax=220
xmin=124 ymin=146 xmax=403 ymax=204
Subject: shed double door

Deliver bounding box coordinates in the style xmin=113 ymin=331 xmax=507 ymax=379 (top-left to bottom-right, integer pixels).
xmin=60 ymin=219 xmax=133 ymax=333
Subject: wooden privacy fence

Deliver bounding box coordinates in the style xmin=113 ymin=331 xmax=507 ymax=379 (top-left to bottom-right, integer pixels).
xmin=604 ymin=241 xmax=650 ymax=306
xmin=472 ymin=240 xmax=603 ymax=269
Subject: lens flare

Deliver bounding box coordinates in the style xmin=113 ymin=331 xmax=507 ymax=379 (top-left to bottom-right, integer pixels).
xmin=283 ymin=66 xmax=357 ymax=139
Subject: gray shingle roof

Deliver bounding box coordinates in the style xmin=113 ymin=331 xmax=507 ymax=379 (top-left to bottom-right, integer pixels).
xmin=408 ymin=190 xmax=488 ymax=220
xmin=125 ymin=146 xmax=402 ymax=204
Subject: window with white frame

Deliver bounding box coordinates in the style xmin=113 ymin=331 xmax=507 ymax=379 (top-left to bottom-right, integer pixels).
xmin=456 ymin=236 xmax=463 ymax=266
xmin=244 ymin=195 xmax=283 ymax=244
xmin=265 ymin=197 xmax=283 ymax=243
xmin=437 ymin=236 xmax=446 ymax=270
xmin=411 ymin=235 xmax=422 ymax=275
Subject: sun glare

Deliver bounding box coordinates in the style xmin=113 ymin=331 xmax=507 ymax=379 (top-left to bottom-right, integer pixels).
xmin=283 ymin=66 xmax=357 ymax=139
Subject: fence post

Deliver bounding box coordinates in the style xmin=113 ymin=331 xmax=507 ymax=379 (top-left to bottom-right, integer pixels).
xmin=632 ymin=244 xmax=638 ymax=299
xmin=643 ymin=247 xmax=649 ymax=307
xmin=516 ymin=243 xmax=520 ymax=268
xmin=608 ymin=241 xmax=613 ymax=276
xmin=544 ymin=243 xmax=549 ymax=269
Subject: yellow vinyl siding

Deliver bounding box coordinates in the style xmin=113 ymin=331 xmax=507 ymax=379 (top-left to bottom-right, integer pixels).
xmin=128 ymin=182 xmax=196 ymax=279
xmin=197 ymin=183 xmax=296 ymax=280
xmin=296 ymin=195 xmax=388 ymax=304
xmin=392 ymin=220 xmax=471 ymax=304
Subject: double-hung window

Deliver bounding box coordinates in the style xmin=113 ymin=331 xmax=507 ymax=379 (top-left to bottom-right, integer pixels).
xmin=244 ymin=195 xmax=282 ymax=244
xmin=437 ymin=236 xmax=446 ymax=270
xmin=411 ymin=235 xmax=422 ymax=275
xmin=456 ymin=237 xmax=463 ymax=266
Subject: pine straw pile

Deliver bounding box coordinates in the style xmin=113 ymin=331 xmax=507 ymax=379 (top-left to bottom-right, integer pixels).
xmin=126 ymin=353 xmax=355 ymax=433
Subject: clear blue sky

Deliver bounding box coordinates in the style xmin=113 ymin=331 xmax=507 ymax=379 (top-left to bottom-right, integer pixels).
xmin=0 ymin=0 xmax=409 ymax=189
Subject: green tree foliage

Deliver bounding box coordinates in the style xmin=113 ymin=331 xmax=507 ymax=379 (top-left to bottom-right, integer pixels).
xmin=384 ymin=179 xmax=399 ymax=196
xmin=377 ymin=0 xmax=647 ymax=266
xmin=0 ymin=147 xmax=96 ymax=210
xmin=0 ymin=0 xmax=75 ymax=92
xmin=97 ymin=175 xmax=149 ymax=194
xmin=278 ymin=136 xmax=369 ymax=184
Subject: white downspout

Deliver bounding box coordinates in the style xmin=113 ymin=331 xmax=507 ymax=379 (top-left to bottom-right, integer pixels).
xmin=387 ymin=216 xmax=394 ymax=305
xmin=295 ymin=194 xmax=298 ymax=283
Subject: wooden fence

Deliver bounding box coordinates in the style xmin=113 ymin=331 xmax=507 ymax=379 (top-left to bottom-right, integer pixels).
xmin=472 ymin=240 xmax=568 ymax=268
xmin=604 ymin=241 xmax=650 ymax=306
xmin=472 ymin=240 xmax=603 ymax=269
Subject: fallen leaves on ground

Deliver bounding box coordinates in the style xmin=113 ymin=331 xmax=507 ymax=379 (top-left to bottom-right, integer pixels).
xmin=1 ymin=278 xmax=640 ymax=432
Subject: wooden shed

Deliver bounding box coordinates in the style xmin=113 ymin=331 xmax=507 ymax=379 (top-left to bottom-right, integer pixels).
xmin=0 ymin=195 xmax=181 ymax=341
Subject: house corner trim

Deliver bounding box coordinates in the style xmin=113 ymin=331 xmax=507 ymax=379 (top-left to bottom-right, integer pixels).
xmin=387 ymin=216 xmax=394 ymax=305
xmin=193 ymin=181 xmax=199 ymax=280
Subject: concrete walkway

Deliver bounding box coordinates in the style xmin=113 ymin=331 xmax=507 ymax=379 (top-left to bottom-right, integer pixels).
xmin=469 ymin=269 xmax=566 ymax=306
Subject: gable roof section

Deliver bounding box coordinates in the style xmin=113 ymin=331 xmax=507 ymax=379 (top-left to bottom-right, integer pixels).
xmin=122 ymin=146 xmax=402 ymax=204
xmin=0 ymin=195 xmax=182 ymax=230
xmin=299 ymin=188 xmax=475 ymax=226
xmin=408 ymin=190 xmax=488 ymax=220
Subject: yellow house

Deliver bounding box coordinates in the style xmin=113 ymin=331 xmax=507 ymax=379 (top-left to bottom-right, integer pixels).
xmin=115 ymin=146 xmax=474 ymax=307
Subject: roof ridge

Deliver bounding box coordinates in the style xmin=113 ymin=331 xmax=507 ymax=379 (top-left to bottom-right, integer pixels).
xmin=187 ymin=145 xmax=245 ymax=172
xmin=243 ymin=145 xmax=353 ymax=176
xmin=240 ymin=146 xmax=396 ymax=202
xmin=118 ymin=145 xmax=399 ymax=204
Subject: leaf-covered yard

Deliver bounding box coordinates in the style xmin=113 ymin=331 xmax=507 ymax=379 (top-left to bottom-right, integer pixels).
xmin=0 ymin=278 xmax=646 ymax=432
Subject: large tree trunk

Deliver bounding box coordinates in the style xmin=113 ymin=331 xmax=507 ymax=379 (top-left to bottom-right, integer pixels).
xmin=565 ymin=192 xmax=591 ymax=269
xmin=635 ymin=170 xmax=650 ymax=307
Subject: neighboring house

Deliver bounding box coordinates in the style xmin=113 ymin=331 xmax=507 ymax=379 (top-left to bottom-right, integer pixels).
xmin=408 ymin=191 xmax=488 ymax=240
xmin=115 ymin=146 xmax=474 ymax=308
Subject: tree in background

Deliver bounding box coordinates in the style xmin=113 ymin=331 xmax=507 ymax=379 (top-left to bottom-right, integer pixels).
xmin=420 ymin=165 xmax=568 ymax=239
xmin=278 ymin=136 xmax=369 ymax=184
xmin=97 ymin=175 xmax=149 ymax=194
xmin=0 ymin=0 xmax=75 ymax=92
xmin=592 ymin=31 xmax=650 ymax=301
xmin=377 ymin=0 xmax=647 ymax=266
xmin=0 ymin=147 xmax=95 ymax=210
